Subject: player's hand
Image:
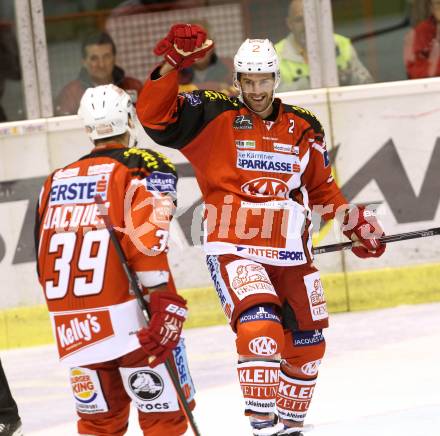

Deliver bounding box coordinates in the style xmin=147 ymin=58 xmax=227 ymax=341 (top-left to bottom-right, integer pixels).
xmin=342 ymin=206 xmax=385 ymax=258
xmin=137 ymin=291 xmax=187 ymax=367
xmin=154 ymin=23 xmax=213 ymax=69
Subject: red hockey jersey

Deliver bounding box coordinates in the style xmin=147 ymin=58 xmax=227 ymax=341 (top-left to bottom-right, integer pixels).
xmin=35 ymin=144 xmax=177 ymax=366
xmin=137 ymin=69 xmax=347 ymax=266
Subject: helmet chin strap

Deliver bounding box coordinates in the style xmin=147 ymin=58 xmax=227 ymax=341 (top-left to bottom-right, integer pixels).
xmin=128 ymin=127 xmax=137 ymax=148
xmin=127 ymin=115 xmax=138 ymax=148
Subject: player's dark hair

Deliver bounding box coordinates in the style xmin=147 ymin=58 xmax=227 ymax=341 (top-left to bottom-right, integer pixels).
xmin=82 ymin=32 xmax=117 ymax=58
xmin=93 ymin=132 xmax=127 ymax=146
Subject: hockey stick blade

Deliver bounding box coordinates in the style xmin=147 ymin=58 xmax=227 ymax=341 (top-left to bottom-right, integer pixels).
xmin=313 ymin=226 xmax=440 ymax=255
xmin=94 ymin=195 xmax=201 ymax=436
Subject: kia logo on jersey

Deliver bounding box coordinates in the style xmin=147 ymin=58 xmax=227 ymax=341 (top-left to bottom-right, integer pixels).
xmin=241 ymin=177 xmax=290 ymax=198
xmin=249 ymin=336 xmax=278 ymax=356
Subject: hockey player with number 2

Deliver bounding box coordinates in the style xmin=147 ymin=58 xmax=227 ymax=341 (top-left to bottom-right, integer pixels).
xmin=35 ymin=84 xmax=195 ymax=436
xmin=137 ymin=24 xmax=386 ymax=435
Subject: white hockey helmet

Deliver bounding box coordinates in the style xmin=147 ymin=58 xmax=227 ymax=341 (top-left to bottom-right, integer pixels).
xmin=233 ymin=38 xmax=281 ymax=89
xmin=78 ymin=84 xmax=137 ymax=145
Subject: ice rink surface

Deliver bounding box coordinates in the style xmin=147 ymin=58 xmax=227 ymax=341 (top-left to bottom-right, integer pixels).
xmin=2 ymin=303 xmax=440 ymax=436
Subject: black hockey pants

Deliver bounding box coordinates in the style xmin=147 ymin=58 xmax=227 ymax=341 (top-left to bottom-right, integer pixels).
xmin=0 ymin=359 xmax=20 ymax=423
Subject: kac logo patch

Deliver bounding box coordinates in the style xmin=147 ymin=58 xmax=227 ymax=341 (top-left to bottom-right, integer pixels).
xmin=249 ymin=336 xmax=278 ymax=356
xmin=301 ymin=359 xmax=322 ymax=376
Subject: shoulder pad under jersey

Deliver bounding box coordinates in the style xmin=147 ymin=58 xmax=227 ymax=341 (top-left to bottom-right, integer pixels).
xmin=121 ymin=147 xmax=176 ymax=175
xmin=120 ymin=148 xmax=178 ymax=195
xmin=285 ymin=104 xmax=324 ymax=134
xmin=180 ymin=89 xmax=240 ymax=110
xmin=81 ymin=147 xmax=175 ymax=174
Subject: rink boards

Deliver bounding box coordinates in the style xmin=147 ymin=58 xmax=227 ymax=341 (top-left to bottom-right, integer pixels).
xmin=0 ymin=78 xmax=439 ymax=308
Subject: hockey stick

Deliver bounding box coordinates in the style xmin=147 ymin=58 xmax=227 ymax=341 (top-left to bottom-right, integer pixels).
xmin=94 ymin=195 xmax=201 ymax=436
xmin=312 ymin=226 xmax=440 ymax=255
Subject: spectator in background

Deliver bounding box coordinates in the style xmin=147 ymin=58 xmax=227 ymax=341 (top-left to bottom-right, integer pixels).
xmin=404 ymin=0 xmax=440 ymax=79
xmin=275 ymin=0 xmax=373 ymax=92
xmin=177 ymin=20 xmax=236 ymax=96
xmin=55 ymin=32 xmax=142 ymax=115
xmin=0 ymin=359 xmax=22 ymax=436
xmin=0 ymin=23 xmax=21 ymax=122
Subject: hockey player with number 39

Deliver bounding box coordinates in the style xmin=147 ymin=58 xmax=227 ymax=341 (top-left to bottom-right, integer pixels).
xmin=35 ymin=85 xmax=195 ymax=436
xmin=137 ymin=24 xmax=386 ymax=435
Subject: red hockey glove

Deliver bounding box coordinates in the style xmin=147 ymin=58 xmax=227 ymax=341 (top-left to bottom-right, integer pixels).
xmin=342 ymin=206 xmax=386 ymax=258
xmin=137 ymin=291 xmax=187 ymax=367
xmin=154 ymin=23 xmax=213 ymax=69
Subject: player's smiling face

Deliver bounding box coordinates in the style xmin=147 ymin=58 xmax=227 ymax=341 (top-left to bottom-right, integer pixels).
xmin=239 ymin=73 xmax=275 ymax=117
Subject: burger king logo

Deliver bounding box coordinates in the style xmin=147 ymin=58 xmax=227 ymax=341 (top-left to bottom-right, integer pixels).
xmin=70 ymin=368 xmax=98 ymax=403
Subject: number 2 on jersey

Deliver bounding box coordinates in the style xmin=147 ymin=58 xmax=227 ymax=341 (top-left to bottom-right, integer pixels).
xmin=45 ymin=229 xmax=110 ymax=300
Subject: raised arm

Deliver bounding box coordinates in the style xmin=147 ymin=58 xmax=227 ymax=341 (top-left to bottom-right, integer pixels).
xmin=136 ymin=24 xmax=216 ymax=149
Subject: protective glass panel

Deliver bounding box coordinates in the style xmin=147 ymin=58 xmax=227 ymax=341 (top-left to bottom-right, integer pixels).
xmin=44 ymin=0 xmax=245 ymax=116
xmin=243 ymin=0 xmax=310 ymax=92
xmin=331 ymin=0 xmax=412 ymax=84
xmin=0 ymin=1 xmax=25 ymax=122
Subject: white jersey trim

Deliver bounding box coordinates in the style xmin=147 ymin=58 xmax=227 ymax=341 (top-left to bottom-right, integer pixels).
xmin=50 ymin=298 xmax=145 ymax=367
